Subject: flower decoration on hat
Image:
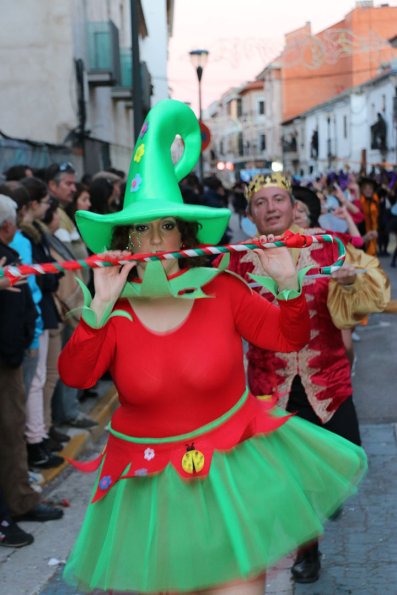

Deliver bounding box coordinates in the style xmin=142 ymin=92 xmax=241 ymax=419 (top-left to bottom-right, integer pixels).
xmin=134 ymin=143 xmax=145 ymax=163
xmin=245 ymin=172 xmax=292 ymax=201
xmin=139 ymin=121 xmax=149 ymax=138
xmin=130 ymin=173 xmax=142 ymax=193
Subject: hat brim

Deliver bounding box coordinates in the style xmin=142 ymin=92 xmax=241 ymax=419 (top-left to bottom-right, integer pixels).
xmin=76 ymin=201 xmax=231 ymax=253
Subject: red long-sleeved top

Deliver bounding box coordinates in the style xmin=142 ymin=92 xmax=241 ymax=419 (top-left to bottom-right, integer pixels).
xmin=59 ymin=272 xmax=309 ymax=438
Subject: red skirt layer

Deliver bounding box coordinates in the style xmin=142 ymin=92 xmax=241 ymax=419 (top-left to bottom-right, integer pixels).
xmin=69 ymin=393 xmax=292 ymax=503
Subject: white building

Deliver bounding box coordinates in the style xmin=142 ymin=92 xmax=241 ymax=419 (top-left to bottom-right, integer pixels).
xmin=206 ymin=87 xmax=242 ymax=187
xmin=0 ymin=0 xmax=174 ymax=175
xmin=282 ymin=64 xmax=397 ymax=176
xmin=204 ymin=80 xmax=269 ymax=185
xmin=256 ymin=60 xmax=283 ymax=166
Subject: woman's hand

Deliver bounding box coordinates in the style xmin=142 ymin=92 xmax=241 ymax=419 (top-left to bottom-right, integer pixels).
xmin=91 ymin=251 xmax=137 ymax=318
xmin=252 ymin=235 xmax=299 ymax=292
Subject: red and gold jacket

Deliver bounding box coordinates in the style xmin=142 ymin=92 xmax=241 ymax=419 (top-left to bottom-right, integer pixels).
xmin=226 ymin=226 xmax=390 ymax=423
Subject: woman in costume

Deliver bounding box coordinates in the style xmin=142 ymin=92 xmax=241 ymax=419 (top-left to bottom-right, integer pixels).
xmin=59 ymin=100 xmax=367 ymax=595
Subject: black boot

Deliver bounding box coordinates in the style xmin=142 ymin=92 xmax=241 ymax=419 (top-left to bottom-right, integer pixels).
xmin=27 ymin=442 xmax=64 ymax=469
xmin=291 ymin=541 xmax=321 ymax=583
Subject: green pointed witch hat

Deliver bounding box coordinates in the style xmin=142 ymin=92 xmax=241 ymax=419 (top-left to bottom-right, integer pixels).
xmin=76 ymin=99 xmax=231 ymax=253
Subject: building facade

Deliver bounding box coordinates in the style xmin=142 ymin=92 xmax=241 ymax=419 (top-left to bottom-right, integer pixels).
xmin=0 ymin=0 xmax=174 ymax=175
xmin=281 ymin=1 xmax=397 ymax=122
xmin=205 ymin=80 xmax=271 ymax=185
xmin=282 ymin=65 xmax=397 ymax=176
xmin=257 ymin=61 xmax=283 ymax=165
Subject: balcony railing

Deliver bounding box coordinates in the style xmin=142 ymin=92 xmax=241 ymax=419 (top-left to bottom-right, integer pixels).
xmin=111 ymin=48 xmax=132 ymax=102
xmin=119 ymin=49 xmax=132 ymax=88
xmin=87 ymin=21 xmax=121 ymax=86
xmin=112 ymin=52 xmax=152 ymax=112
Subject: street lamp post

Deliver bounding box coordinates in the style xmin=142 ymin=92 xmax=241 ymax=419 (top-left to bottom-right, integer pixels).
xmin=131 ymin=0 xmax=143 ymax=140
xmin=189 ymin=49 xmax=209 ymax=183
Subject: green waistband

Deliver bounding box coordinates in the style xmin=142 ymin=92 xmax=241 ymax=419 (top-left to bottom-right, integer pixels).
xmin=108 ymin=388 xmax=249 ymax=444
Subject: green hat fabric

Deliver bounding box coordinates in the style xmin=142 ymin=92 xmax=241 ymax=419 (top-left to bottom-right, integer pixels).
xmin=76 ymin=99 xmax=231 ymax=253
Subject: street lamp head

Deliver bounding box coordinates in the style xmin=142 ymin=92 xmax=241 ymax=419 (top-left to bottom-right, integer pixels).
xmin=188 ymin=50 xmax=209 ymax=183
xmin=189 ymin=49 xmax=209 ymax=71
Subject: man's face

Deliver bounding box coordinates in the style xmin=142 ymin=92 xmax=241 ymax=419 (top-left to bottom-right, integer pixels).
xmin=0 ymin=219 xmax=17 ymax=244
xmin=248 ymin=187 xmax=294 ymax=235
xmin=50 ymin=173 xmax=76 ymax=205
xmin=361 ymin=183 xmax=374 ymax=199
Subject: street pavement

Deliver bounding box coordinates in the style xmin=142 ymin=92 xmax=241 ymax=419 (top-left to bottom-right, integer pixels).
xmin=1 ymin=213 xmax=396 ymax=595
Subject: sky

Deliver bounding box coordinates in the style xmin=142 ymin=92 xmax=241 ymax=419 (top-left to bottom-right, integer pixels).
xmin=167 ymin=0 xmax=396 ymax=113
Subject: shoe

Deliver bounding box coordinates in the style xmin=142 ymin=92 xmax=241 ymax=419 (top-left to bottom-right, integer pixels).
xmin=13 ymin=503 xmax=64 ymax=522
xmin=27 ymin=443 xmax=48 ymax=467
xmin=78 ymin=388 xmax=98 ymax=402
xmin=49 ymin=426 xmax=70 ymax=443
xmin=31 ymin=453 xmax=64 ymax=469
xmin=0 ymin=520 xmax=34 ymax=547
xmin=291 ymin=542 xmax=321 ymax=583
xmin=28 ymin=470 xmax=43 ymax=493
xmin=66 ymin=416 xmax=98 ymax=429
xmin=43 ymin=437 xmax=63 ymax=452
xmin=27 ymin=443 xmax=64 ymax=469
xmin=351 ymin=331 xmax=361 ymax=342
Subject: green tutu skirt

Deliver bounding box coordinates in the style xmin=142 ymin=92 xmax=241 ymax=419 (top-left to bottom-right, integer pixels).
xmin=64 ymin=410 xmax=367 ymax=593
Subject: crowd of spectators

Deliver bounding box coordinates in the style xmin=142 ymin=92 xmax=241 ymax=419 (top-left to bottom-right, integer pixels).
xmin=180 ymin=167 xmax=397 ymax=263
xmin=0 ymin=160 xmax=395 ymax=549
xmin=0 ymin=161 xmax=125 ymax=547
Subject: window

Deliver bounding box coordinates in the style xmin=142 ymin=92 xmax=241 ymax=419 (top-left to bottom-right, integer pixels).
xmin=258 ymin=100 xmax=265 ymax=115
xmin=237 ymin=98 xmax=242 ymax=118
xmin=260 ymin=134 xmax=266 ymax=151
xmin=343 ymin=115 xmax=348 ymax=139
xmin=238 ymin=133 xmax=244 ymax=156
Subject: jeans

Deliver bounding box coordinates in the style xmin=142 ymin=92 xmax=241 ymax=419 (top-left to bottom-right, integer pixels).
xmin=51 ymin=325 xmax=80 ymax=424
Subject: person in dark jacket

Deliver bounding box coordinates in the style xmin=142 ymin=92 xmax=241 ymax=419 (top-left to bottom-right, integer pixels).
xmin=0 ymin=194 xmax=63 ymax=522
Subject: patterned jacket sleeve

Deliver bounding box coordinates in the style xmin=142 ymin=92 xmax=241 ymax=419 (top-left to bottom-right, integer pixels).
xmin=327 ymin=243 xmax=391 ymax=329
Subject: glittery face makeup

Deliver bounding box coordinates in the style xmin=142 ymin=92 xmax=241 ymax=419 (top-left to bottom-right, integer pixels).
xmin=127 ymin=230 xmax=142 ymax=251
xmin=128 ymin=218 xmax=182 ymax=276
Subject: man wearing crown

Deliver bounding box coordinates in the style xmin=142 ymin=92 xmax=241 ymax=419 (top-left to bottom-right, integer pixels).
xmin=224 ymin=172 xmax=390 ymax=583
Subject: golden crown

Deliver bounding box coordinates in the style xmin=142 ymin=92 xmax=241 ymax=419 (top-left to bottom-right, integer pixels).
xmin=245 ymin=172 xmax=292 ymax=201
